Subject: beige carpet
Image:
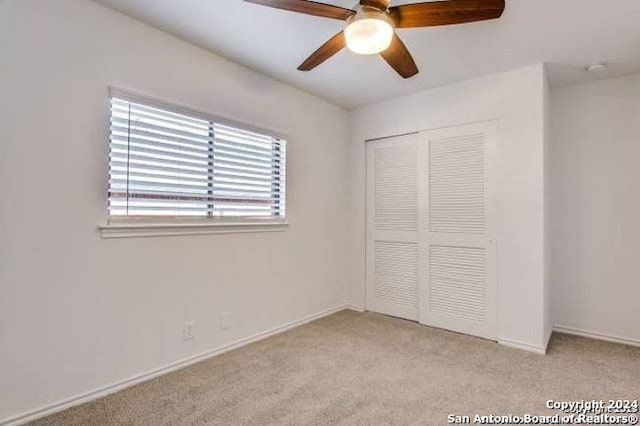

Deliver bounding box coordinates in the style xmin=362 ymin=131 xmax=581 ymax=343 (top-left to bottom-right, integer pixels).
xmin=32 ymin=310 xmax=639 ymax=425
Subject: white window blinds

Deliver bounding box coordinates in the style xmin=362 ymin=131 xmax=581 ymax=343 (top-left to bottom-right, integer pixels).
xmin=108 ymin=95 xmax=286 ymax=221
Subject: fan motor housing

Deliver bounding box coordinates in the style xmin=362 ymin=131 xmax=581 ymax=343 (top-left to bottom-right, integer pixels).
xmin=348 ymin=4 xmax=394 ymax=25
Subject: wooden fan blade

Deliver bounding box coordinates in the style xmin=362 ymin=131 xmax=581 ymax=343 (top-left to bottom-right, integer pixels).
xmin=244 ymin=0 xmax=354 ymax=20
xmin=380 ymin=33 xmax=419 ymax=78
xmin=298 ymin=32 xmax=346 ymax=71
xmin=389 ymin=0 xmax=505 ymax=28
xmin=359 ymin=0 xmax=391 ymax=10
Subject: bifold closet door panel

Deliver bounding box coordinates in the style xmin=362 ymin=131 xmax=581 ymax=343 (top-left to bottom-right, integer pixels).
xmin=366 ymin=134 xmax=419 ymax=321
xmin=418 ymin=121 xmax=498 ymax=340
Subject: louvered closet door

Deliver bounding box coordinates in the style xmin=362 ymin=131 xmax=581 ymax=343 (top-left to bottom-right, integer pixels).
xmin=418 ymin=122 xmax=497 ymax=340
xmin=366 ymin=134 xmax=419 ymax=321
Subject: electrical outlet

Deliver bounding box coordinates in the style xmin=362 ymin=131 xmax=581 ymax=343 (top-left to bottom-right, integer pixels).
xmin=220 ymin=313 xmax=230 ymax=331
xmin=183 ymin=321 xmax=195 ymax=341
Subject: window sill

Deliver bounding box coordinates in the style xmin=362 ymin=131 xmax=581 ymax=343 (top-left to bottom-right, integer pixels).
xmin=98 ymin=221 xmax=289 ymax=239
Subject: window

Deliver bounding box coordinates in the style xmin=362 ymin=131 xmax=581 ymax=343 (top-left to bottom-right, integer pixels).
xmin=107 ymin=92 xmax=286 ymax=225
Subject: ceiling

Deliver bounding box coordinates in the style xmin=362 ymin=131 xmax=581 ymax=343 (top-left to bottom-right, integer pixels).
xmin=94 ymin=0 xmax=640 ymax=109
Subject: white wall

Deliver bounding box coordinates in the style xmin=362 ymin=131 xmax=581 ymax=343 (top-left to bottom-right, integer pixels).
xmin=543 ymin=69 xmax=553 ymax=345
xmin=551 ymin=73 xmax=640 ymax=343
xmin=0 ymin=0 xmax=350 ymax=422
xmin=348 ymin=64 xmax=548 ymax=351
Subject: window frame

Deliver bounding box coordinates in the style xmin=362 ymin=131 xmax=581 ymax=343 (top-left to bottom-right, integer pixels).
xmin=99 ymin=88 xmax=289 ymax=238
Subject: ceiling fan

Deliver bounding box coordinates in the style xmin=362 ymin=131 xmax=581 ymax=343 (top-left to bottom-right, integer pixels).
xmin=244 ymin=0 xmax=505 ymax=79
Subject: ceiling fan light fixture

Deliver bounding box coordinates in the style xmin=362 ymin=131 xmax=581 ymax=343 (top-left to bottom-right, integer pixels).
xmin=344 ymin=7 xmax=394 ymax=55
xmin=244 ymin=0 xmax=506 ymax=78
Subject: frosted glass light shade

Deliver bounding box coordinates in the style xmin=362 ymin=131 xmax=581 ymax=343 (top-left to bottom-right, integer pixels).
xmin=345 ymin=17 xmax=394 ymax=55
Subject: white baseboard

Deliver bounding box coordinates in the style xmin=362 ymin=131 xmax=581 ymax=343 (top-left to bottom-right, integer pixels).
xmin=498 ymin=338 xmax=547 ymax=355
xmin=543 ymin=327 xmax=553 ymax=354
xmin=553 ymin=325 xmax=640 ymax=348
xmin=1 ymin=304 xmax=350 ymax=426
xmin=344 ymin=304 xmax=365 ymax=312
